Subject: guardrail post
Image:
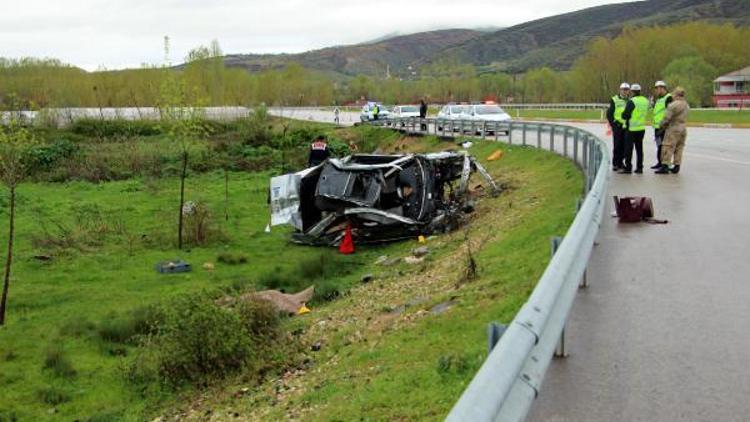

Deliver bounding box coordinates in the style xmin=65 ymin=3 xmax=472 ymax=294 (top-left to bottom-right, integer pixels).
xmin=508 ymin=122 xmax=513 ymax=144
xmin=522 ymin=124 xmax=527 ymax=146
xmin=487 ymin=322 xmax=507 ymax=353
xmin=550 ymin=236 xmax=568 ymax=358
xmin=574 ymin=130 xmax=579 ymax=165
xmin=563 ymin=128 xmax=569 ymax=157
xmin=482 ymin=121 xmax=487 ymax=140
xmin=494 ymin=122 xmax=500 ymax=141
xmin=537 ymin=125 xmax=542 ymax=148
xmin=550 ymin=126 xmax=555 ymax=151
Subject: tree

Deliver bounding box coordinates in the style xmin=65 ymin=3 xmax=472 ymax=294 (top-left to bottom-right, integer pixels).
xmin=0 ymin=120 xmax=36 ymax=325
xmin=664 ymin=56 xmax=717 ymax=107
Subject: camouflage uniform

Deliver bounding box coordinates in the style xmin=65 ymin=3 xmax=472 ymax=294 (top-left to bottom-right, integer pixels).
xmin=660 ymin=96 xmax=689 ymax=166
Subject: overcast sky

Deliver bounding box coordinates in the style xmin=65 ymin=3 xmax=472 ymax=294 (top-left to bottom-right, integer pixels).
xmin=2 ymin=0 xmax=632 ymax=70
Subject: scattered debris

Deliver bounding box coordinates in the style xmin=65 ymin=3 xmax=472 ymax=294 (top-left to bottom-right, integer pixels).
xmin=202 ymin=262 xmax=215 ymax=271
xmin=430 ymin=300 xmax=458 ymax=315
xmin=311 ymin=341 xmax=323 ymax=352
xmin=32 ymin=254 xmax=53 ymax=261
xmin=360 ymin=273 xmax=375 ymax=284
xmin=461 ymin=141 xmax=473 ymax=149
xmin=374 ymin=255 xmax=388 ymax=265
xmin=412 ymin=246 xmax=430 ymax=257
xmin=155 ymin=259 xmax=191 ymax=274
xmin=217 ymin=286 xmax=314 ymax=316
xmin=269 ymin=151 xmax=500 ymax=246
xmin=487 ymin=149 xmax=504 ymax=161
xmin=404 ymin=256 xmax=424 ymax=265
xmin=418 ymin=235 xmax=427 ymax=244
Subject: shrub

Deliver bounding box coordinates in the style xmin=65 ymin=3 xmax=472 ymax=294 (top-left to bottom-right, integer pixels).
xmin=217 ymin=252 xmax=249 ymax=265
xmin=128 ymin=293 xmax=288 ymax=387
xmin=182 ymin=201 xmax=224 ymax=247
xmin=42 ymin=344 xmax=76 ymax=378
xmin=59 ymin=315 xmax=96 ymax=337
xmin=70 ymin=118 xmax=163 ymax=139
xmin=96 ymin=306 xmax=162 ymax=345
xmin=36 ymin=386 xmax=71 ymax=405
xmin=24 ymin=138 xmax=78 ymax=171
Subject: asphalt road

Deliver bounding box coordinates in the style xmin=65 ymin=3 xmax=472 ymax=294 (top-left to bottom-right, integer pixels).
xmin=273 ymin=108 xmax=750 ymax=421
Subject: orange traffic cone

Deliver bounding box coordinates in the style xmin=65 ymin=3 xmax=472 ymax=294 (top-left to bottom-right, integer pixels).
xmin=339 ymin=224 xmax=355 ymax=255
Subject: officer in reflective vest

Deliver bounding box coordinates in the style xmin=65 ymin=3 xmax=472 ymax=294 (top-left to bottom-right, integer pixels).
xmin=308 ymin=136 xmax=330 ymax=167
xmin=651 ymin=80 xmax=673 ymax=170
xmin=372 ymin=103 xmax=380 ymax=121
xmin=606 ymin=82 xmax=631 ymax=170
xmin=620 ymin=83 xmax=649 ymax=174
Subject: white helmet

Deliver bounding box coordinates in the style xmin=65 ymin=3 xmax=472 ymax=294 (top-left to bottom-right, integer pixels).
xmin=619 ymin=82 xmax=631 ymax=90
xmin=631 ymin=83 xmax=642 ymax=91
xmin=654 ymin=80 xmax=667 ymax=88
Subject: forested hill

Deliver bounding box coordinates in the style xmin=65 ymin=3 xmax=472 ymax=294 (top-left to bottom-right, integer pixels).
xmin=224 ymin=0 xmax=750 ymax=76
xmin=222 ymin=29 xmax=484 ymax=77
xmin=432 ymin=0 xmax=750 ymax=72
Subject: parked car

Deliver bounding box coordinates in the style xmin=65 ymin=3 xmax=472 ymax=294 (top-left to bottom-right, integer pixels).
xmin=464 ymin=103 xmax=512 ymax=135
xmin=389 ymin=105 xmax=421 ymax=126
xmin=436 ymin=104 xmax=468 ymax=131
xmin=360 ymin=102 xmax=390 ymax=122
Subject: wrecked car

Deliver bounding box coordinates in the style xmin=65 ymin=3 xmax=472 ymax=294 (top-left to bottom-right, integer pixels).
xmin=269 ymin=151 xmax=499 ymax=246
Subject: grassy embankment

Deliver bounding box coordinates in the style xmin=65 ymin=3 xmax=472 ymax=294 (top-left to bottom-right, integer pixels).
xmin=0 ymin=119 xmax=583 ymax=421
xmin=168 ymin=135 xmax=584 ymax=420
xmin=513 ymin=108 xmax=750 ymax=126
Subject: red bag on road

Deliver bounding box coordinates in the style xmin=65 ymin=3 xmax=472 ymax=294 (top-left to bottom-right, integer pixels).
xmin=613 ymin=196 xmax=665 ymax=223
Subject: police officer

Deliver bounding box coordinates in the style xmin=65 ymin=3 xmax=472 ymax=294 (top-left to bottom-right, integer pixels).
xmin=606 ymin=82 xmax=630 ymax=170
xmin=308 ymin=135 xmax=330 ymax=167
xmin=620 ymin=83 xmax=649 ymax=174
xmin=372 ymin=103 xmax=380 ymax=121
xmin=651 ymin=80 xmax=673 ymax=169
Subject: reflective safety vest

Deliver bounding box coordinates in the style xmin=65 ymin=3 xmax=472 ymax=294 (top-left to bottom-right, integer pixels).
xmin=652 ymin=93 xmax=672 ymax=129
xmin=612 ymin=95 xmax=627 ymax=125
xmin=628 ymin=96 xmax=649 ymax=132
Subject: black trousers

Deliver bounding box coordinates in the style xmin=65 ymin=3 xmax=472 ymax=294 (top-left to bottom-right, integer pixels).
xmin=624 ymin=130 xmax=645 ymax=170
xmin=654 ymin=130 xmax=664 ymax=165
xmin=612 ymin=123 xmax=625 ymax=167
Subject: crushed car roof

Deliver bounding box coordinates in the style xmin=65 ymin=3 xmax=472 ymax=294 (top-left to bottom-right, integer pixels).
xmin=270 ymin=151 xmax=499 ymax=246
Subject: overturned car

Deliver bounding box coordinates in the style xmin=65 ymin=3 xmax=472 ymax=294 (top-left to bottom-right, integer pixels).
xmin=269 ymin=152 xmax=499 ymax=246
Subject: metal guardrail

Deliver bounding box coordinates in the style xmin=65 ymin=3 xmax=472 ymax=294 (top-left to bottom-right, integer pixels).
xmin=368 ymin=117 xmax=609 ymax=421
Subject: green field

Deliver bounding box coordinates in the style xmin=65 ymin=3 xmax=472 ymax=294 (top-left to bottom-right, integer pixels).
xmin=514 ymin=108 xmax=750 ymax=125
xmin=0 ymin=120 xmax=583 ymax=421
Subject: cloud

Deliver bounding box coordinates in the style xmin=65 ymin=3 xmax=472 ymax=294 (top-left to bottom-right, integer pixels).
xmin=1 ymin=0 xmax=631 ymax=70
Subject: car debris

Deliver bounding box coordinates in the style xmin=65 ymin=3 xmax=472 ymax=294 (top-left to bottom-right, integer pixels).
xmin=269 ymin=151 xmax=500 ymax=246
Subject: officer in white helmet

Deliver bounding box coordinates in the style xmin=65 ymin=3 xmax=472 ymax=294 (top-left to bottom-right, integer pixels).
xmin=620 ymin=83 xmax=649 ymax=174
xmin=606 ymin=82 xmax=631 ymax=170
xmin=651 ymin=80 xmax=674 ymax=172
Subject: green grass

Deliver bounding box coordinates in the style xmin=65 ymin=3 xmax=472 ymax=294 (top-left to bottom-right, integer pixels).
xmin=0 ymin=169 xmax=390 ymax=421
xmin=0 ymin=123 xmax=584 ymax=420
xmin=179 ymin=140 xmax=584 ymax=420
xmin=514 ymin=108 xmax=750 ymax=125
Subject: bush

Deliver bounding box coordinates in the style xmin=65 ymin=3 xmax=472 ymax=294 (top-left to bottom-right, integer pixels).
xmin=42 ymin=344 xmax=76 ymax=378
xmin=36 ymin=386 xmax=71 ymax=405
xmin=96 ymin=306 xmax=162 ymax=345
xmin=182 ymin=201 xmax=224 ymax=247
xmin=24 ymin=138 xmax=78 ymax=171
xmin=217 ymin=252 xmax=249 ymax=265
xmin=70 ymin=118 xmax=163 ymax=139
xmin=128 ymin=293 xmax=289 ymax=387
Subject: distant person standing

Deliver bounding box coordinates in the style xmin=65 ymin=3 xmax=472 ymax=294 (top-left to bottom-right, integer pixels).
xmin=308 ymin=135 xmax=330 ymax=167
xmin=606 ymin=82 xmax=630 ymax=170
xmin=372 ymin=103 xmax=380 ymax=121
xmin=656 ymin=87 xmax=689 ymax=174
xmin=419 ymin=99 xmax=428 ymax=131
xmin=651 ymin=80 xmax=673 ymax=169
xmin=334 ymin=106 xmax=340 ymax=125
xmin=620 ymin=83 xmax=649 ymax=174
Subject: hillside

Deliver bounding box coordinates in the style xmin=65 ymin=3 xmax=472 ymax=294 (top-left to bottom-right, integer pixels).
xmin=222 ymin=0 xmax=750 ymax=76
xmin=433 ymin=0 xmax=750 ymax=72
xmin=222 ymin=29 xmax=483 ymax=77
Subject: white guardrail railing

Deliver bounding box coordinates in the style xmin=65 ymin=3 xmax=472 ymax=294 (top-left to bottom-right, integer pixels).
xmin=368 ymin=117 xmax=609 ymax=422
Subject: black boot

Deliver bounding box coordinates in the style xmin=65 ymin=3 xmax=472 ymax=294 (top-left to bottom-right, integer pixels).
xmin=650 ymin=163 xmax=662 ymax=169
xmin=655 ymin=165 xmax=670 ymax=174
xmin=670 ymin=165 xmax=681 ymax=174
xmin=634 ymin=168 xmax=643 ymax=174
xmin=619 ymin=167 xmax=632 ymax=174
